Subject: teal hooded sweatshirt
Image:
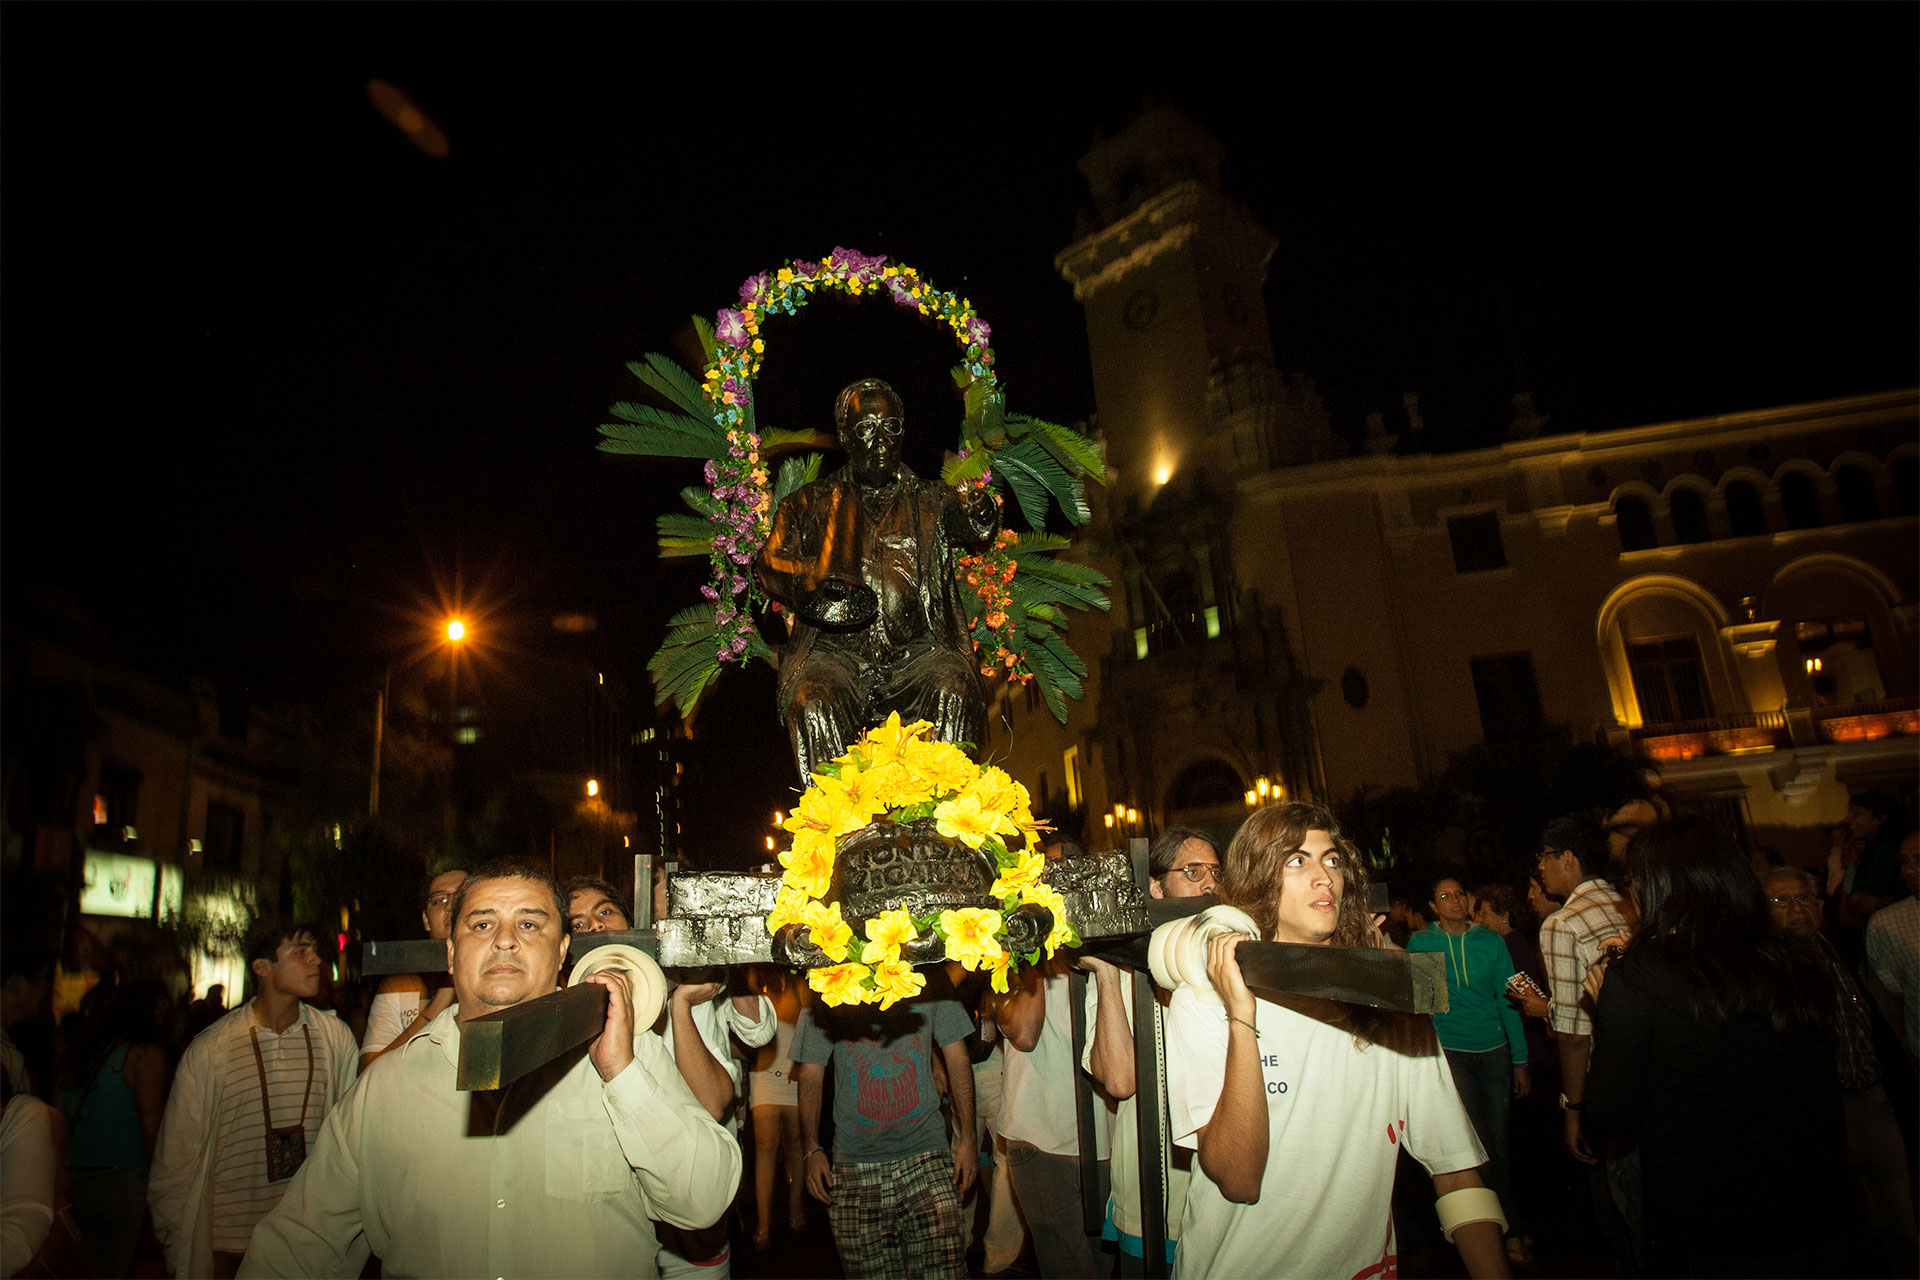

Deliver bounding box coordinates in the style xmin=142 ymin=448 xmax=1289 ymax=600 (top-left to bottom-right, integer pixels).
xmin=1406 ymin=922 xmax=1528 ymax=1062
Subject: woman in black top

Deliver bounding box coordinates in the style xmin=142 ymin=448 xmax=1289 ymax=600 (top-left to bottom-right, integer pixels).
xmin=1584 ymin=821 xmax=1864 ymax=1277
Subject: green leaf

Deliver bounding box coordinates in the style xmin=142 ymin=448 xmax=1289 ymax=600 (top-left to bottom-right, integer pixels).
xmin=998 ymin=439 xmax=1092 ymax=525
xmin=774 ymin=454 xmax=823 ymax=509
xmin=681 ymin=487 xmax=724 ymax=516
xmin=656 ymin=513 xmax=714 ymax=557
xmin=692 ymin=315 xmax=717 ymax=364
xmin=993 ymin=453 xmax=1052 ymax=530
xmin=597 ymin=427 xmax=727 ymax=460
xmin=1013 ymin=415 xmax=1107 ymax=484
xmin=940 ymin=449 xmax=993 ymax=487
xmin=628 ymin=353 xmax=712 ymax=421
xmin=963 ymin=377 xmax=990 ymax=425
xmin=762 ymin=428 xmax=837 ymax=454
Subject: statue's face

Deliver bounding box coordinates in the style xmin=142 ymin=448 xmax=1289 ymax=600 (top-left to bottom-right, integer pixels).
xmin=839 ymin=386 xmax=904 ymax=480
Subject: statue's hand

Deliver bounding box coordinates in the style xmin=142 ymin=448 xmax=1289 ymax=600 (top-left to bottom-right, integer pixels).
xmin=801 ymin=576 xmax=878 ymax=630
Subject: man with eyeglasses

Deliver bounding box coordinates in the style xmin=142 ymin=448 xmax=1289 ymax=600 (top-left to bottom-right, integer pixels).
xmin=1764 ymin=864 xmax=1918 ymax=1269
xmin=359 ymin=867 xmax=467 ymax=1069
xmin=756 ymin=378 xmax=1000 ymax=782
xmin=1075 ymin=826 xmax=1220 ymax=1275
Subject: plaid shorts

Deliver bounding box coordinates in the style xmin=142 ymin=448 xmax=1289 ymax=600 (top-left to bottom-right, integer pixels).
xmin=827 ymin=1148 xmax=965 ymax=1279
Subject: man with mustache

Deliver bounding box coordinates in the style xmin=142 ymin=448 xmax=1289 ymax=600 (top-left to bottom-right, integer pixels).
xmin=241 ymin=859 xmax=740 ymax=1278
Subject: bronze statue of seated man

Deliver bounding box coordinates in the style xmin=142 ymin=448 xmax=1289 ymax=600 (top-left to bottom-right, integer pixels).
xmin=755 ymin=378 xmax=999 ymax=781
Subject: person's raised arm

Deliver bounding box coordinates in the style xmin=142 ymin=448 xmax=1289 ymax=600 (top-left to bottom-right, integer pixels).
xmin=1192 ymin=935 xmax=1266 ymax=1203
xmin=667 ymin=983 xmax=735 ymax=1122
xmin=1081 ymin=956 xmax=1136 ymax=1099
xmin=998 ymin=961 xmax=1048 ymax=1053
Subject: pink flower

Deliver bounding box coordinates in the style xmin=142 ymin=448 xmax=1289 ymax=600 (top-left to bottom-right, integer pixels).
xmin=738 ymin=272 xmax=770 ymax=307
xmin=716 ymin=309 xmax=747 ymax=347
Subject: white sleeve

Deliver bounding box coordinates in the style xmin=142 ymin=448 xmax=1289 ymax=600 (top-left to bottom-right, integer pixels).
xmin=604 ymin=1033 xmax=743 ymax=1230
xmin=690 ymin=1000 xmax=745 ymax=1091
xmin=147 ymin=1038 xmax=214 ymax=1277
xmin=325 ymin=1017 xmax=359 ymax=1100
xmin=360 ymin=991 xmax=420 ymax=1057
xmin=1164 ymin=987 xmax=1229 ymax=1149
xmin=721 ymin=995 xmax=778 ymax=1049
xmin=1400 ymin=1030 xmax=1488 ymax=1177
xmin=0 ymin=1100 xmax=57 ymax=1277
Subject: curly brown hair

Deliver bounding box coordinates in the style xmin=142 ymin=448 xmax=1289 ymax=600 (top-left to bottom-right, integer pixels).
xmin=1219 ymin=802 xmax=1381 ymax=947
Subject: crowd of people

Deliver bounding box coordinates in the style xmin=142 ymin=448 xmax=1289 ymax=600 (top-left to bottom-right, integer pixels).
xmin=0 ymin=788 xmax=1915 ymax=1279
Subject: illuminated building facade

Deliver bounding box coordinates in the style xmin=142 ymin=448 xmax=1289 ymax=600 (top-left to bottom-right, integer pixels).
xmin=987 ymin=106 xmax=1918 ymax=863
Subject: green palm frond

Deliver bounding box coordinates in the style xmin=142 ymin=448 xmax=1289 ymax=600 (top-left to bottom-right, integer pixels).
xmin=599 ymin=400 xmax=726 ymax=459
xmin=656 ymin=513 xmax=713 ymax=557
xmin=762 ymin=428 xmax=837 ymax=455
xmin=628 ymin=353 xmax=712 ymax=421
xmin=1011 ymin=416 xmax=1106 ymax=483
xmin=994 ymin=439 xmax=1092 ymax=527
xmin=775 ymin=454 xmax=825 ymax=508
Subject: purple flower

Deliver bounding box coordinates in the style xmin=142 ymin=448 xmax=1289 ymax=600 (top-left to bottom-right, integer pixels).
xmin=968 ymin=318 xmax=992 ymax=347
xmin=716 ymin=309 xmax=747 ymax=348
xmin=702 ymin=460 xmax=718 ymax=485
xmin=730 ymin=550 xmax=751 ymax=565
xmin=728 ymin=635 xmax=749 ymax=656
xmin=738 ymin=272 xmax=770 ymax=307
xmin=730 ymin=575 xmax=747 ymax=593
xmin=700 ymin=585 xmax=719 ymax=602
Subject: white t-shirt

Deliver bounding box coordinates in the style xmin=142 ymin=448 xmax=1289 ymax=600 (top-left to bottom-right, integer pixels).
xmin=999 ymin=968 xmax=1114 ymax=1158
xmin=1166 ymin=989 xmax=1485 ymax=1280
xmin=360 ymin=988 xmax=426 ymax=1058
xmin=1082 ymin=978 xmax=1188 ymax=1249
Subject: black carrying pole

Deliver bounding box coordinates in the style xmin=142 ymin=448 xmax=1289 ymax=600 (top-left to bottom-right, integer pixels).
xmin=1067 ymin=965 xmax=1102 ymax=1239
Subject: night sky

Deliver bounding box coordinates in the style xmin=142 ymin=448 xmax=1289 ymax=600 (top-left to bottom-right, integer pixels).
xmin=5 ymin=7 xmax=1915 ymax=853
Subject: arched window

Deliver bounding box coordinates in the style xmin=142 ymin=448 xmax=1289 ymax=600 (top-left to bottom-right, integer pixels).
xmin=1835 ymin=466 xmax=1879 ymax=523
xmin=1615 ymin=495 xmax=1657 ymax=551
xmin=1780 ymin=471 xmax=1822 ymax=530
xmin=1724 ymin=481 xmax=1767 ymax=537
xmin=1670 ymin=488 xmax=1710 ymax=544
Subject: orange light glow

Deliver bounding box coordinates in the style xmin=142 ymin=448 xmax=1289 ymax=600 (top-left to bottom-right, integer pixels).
xmin=446 ymin=619 xmax=466 ymax=642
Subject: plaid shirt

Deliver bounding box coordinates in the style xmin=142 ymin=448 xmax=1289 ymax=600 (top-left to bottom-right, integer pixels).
xmin=1818 ymin=935 xmax=1881 ymax=1092
xmin=1541 ymin=878 xmax=1633 ymax=1036
xmin=1866 ymin=897 xmax=1920 ymax=1054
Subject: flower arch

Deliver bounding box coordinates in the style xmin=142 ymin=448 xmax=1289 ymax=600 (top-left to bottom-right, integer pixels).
xmin=600 ymin=248 xmax=1111 ymax=725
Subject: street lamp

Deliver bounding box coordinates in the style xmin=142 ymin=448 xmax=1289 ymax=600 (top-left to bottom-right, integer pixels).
xmin=586 ymin=779 xmax=600 ymax=798
xmin=369 ymin=617 xmax=474 ymax=821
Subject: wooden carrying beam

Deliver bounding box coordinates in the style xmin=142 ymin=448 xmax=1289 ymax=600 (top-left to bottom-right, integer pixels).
xmin=361 ymin=930 xmax=658 ymax=976
xmin=456 ymin=984 xmax=609 ymax=1091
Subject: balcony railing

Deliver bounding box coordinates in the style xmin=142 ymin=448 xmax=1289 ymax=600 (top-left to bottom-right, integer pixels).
xmin=1630 ymin=710 xmax=1789 ymax=762
xmin=1811 ymin=695 xmax=1920 ymax=744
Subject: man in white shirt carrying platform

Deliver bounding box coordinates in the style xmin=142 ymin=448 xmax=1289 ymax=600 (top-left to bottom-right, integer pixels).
xmin=359 ymin=865 xmax=468 ymax=1069
xmin=1164 ymin=802 xmax=1509 ymax=1279
xmin=240 ymin=858 xmax=741 ymax=1278
xmin=149 ymin=918 xmax=359 ymax=1279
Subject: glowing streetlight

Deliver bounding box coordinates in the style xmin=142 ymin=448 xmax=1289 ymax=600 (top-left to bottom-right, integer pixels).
xmin=1245 ymin=789 xmax=1258 ymax=807
xmin=586 ymin=779 xmax=600 ymax=798
xmin=447 ymin=619 xmax=466 ymax=642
